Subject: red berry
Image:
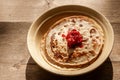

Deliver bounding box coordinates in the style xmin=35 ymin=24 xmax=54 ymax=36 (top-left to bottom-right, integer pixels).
xmin=66 ymin=29 xmax=83 ymax=48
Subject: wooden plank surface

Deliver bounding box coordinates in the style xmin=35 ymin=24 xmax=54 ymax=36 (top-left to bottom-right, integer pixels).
xmin=0 ymin=0 xmax=120 ymax=80
xmin=0 ymin=0 xmax=120 ymax=23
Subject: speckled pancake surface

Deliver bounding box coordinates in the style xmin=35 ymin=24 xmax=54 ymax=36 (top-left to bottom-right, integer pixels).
xmin=44 ymin=15 xmax=104 ymax=68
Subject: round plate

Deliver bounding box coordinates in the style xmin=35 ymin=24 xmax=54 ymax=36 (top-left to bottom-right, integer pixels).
xmin=27 ymin=5 xmax=114 ymax=76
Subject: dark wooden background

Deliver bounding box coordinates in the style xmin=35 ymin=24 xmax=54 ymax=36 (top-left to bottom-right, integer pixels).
xmin=0 ymin=0 xmax=120 ymax=80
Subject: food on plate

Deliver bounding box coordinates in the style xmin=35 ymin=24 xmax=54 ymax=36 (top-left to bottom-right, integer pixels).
xmin=43 ymin=15 xmax=104 ymax=68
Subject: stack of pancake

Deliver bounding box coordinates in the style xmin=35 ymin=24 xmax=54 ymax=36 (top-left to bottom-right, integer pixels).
xmin=44 ymin=15 xmax=104 ymax=68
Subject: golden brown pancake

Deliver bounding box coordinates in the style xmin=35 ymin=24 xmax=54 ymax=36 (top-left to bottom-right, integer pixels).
xmin=43 ymin=15 xmax=104 ymax=68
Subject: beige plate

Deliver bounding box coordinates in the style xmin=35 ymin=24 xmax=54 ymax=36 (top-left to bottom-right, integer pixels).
xmin=27 ymin=5 xmax=114 ymax=76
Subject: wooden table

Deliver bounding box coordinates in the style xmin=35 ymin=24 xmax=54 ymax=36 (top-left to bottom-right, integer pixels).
xmin=0 ymin=0 xmax=120 ymax=80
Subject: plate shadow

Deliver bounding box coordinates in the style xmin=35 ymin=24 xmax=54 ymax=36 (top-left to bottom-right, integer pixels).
xmin=26 ymin=57 xmax=113 ymax=80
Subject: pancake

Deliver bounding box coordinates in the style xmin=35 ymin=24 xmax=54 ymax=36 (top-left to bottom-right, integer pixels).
xmin=43 ymin=15 xmax=104 ymax=68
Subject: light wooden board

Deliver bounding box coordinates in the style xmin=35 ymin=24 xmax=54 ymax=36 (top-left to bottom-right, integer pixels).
xmin=0 ymin=0 xmax=120 ymax=23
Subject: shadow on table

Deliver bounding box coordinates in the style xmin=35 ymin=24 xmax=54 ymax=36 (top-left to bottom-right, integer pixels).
xmin=26 ymin=57 xmax=113 ymax=80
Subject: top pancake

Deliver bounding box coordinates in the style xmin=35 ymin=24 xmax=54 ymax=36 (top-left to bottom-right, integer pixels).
xmin=44 ymin=15 xmax=104 ymax=68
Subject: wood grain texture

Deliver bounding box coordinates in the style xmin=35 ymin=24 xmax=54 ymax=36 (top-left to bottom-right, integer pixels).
xmin=0 ymin=0 xmax=120 ymax=23
xmin=0 ymin=22 xmax=31 ymax=64
xmin=0 ymin=22 xmax=30 ymax=80
xmin=0 ymin=0 xmax=120 ymax=80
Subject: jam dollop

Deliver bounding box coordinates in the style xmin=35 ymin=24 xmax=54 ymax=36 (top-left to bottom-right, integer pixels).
xmin=62 ymin=29 xmax=83 ymax=48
